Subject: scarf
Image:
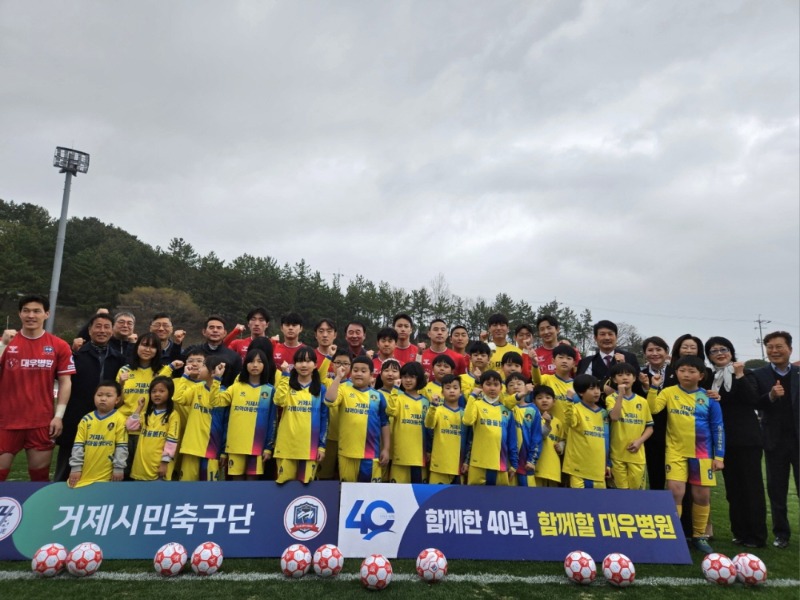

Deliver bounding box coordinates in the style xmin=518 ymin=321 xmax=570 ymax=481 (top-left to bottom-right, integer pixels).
xmin=712 ymin=363 xmax=734 ymax=393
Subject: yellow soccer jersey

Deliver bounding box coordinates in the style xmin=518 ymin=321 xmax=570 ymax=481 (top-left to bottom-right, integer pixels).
xmin=536 ymin=415 xmax=564 ymax=483
xmin=562 ymin=400 xmax=608 ymax=482
xmin=606 ymin=393 xmax=653 ymax=464
xmin=425 ymin=403 xmax=467 ymax=476
xmin=463 ymin=396 xmax=519 ymax=472
xmin=325 ymin=378 xmax=351 ymax=442
xmin=386 ymin=390 xmax=430 ymax=467
xmin=173 ymin=379 xmax=223 ymax=458
xmin=538 ymin=374 xmax=575 ymax=426
xmin=214 ymin=380 xmax=277 ymax=456
xmin=116 ymin=365 xmax=173 ymax=419
xmin=130 ymin=409 xmax=181 ymax=480
xmin=489 ymin=344 xmax=522 ymax=379
xmin=70 ymin=410 xmax=128 ymax=487
xmin=274 ymin=376 xmax=328 ymax=461
xmin=420 ymin=381 xmax=444 ymax=403
xmin=326 ymin=385 xmax=389 ymax=460
xmin=459 ymin=373 xmax=479 ymax=399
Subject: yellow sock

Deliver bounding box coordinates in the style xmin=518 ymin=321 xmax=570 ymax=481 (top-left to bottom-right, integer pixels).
xmin=675 ymin=504 xmax=683 ymax=518
xmin=692 ymin=503 xmax=710 ymax=538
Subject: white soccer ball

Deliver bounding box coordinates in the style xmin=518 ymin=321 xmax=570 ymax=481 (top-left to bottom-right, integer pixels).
xmin=733 ymin=552 xmax=768 ymax=586
xmin=31 ymin=542 xmax=68 ymax=577
xmin=360 ymin=554 xmax=393 ymax=590
xmin=190 ymin=541 xmax=223 ymax=576
xmin=281 ymin=543 xmax=312 ymax=578
xmin=564 ymin=550 xmax=596 ymax=585
xmin=416 ymin=547 xmax=448 ymax=582
xmin=601 ymin=552 xmax=635 ymax=587
xmin=701 ymin=552 xmax=737 ymax=586
xmin=154 ymin=542 xmax=188 ymax=577
xmin=313 ymin=543 xmax=344 ymax=578
xmin=66 ymin=542 xmax=103 ymax=577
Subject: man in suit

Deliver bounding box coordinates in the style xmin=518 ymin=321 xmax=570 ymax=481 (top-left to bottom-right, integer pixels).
xmin=753 ymin=331 xmax=799 ymax=549
xmin=577 ymin=320 xmax=641 ymax=384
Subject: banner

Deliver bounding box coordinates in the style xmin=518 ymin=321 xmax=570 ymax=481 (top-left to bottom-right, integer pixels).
xmin=0 ymin=481 xmax=339 ymax=559
xmin=338 ymin=484 xmax=691 ymax=564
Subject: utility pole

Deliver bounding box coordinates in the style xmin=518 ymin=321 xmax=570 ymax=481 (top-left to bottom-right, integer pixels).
xmin=755 ymin=314 xmax=771 ymax=360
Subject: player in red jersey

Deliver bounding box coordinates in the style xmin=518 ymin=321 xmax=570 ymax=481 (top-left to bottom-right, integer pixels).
xmin=314 ymin=318 xmax=337 ymax=379
xmin=534 ymin=315 xmax=581 ymax=375
xmin=225 ymin=307 xmax=270 ymax=360
xmin=392 ymin=313 xmax=419 ymax=365
xmin=421 ymin=319 xmax=465 ymax=378
xmin=0 ymin=295 xmax=75 ymax=481
xmin=273 ymin=312 xmax=304 ymax=368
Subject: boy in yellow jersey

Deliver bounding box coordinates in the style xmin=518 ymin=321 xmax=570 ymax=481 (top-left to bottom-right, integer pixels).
xmin=421 ymin=354 xmax=456 ymax=402
xmin=648 ymin=356 xmax=725 ymax=554
xmin=463 ymin=370 xmax=519 ymax=486
xmin=325 ymin=356 xmax=390 ymax=483
xmin=461 ymin=341 xmax=491 ymax=399
xmin=500 ymin=352 xmax=524 ymax=383
xmin=387 ymin=360 xmax=430 ymax=484
xmin=487 ymin=313 xmax=522 ymax=377
xmin=562 ymin=374 xmax=610 ymax=489
xmin=607 ymin=362 xmax=653 ymax=490
xmin=68 ymin=381 xmax=128 ymax=488
xmin=426 ymin=374 xmax=469 ymax=484
xmin=505 ymin=373 xmax=543 ymax=487
xmin=317 ymin=349 xmax=351 ymax=480
xmin=529 ymin=344 xmax=576 ymax=426
xmin=532 ymin=386 xmax=565 ymax=487
xmin=173 ymin=355 xmax=226 ymax=481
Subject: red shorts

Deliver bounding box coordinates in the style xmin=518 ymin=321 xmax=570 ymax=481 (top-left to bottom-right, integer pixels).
xmin=0 ymin=427 xmax=55 ymax=454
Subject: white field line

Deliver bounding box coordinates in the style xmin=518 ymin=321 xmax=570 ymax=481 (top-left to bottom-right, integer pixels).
xmin=3 ymin=570 xmax=798 ymax=587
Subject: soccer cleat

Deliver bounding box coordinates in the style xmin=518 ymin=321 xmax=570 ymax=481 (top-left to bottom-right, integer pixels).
xmin=773 ymin=537 xmax=789 ymax=549
xmin=693 ymin=537 xmax=714 ymax=553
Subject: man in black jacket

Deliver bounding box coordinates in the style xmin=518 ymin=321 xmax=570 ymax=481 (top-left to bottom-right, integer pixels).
xmin=577 ymin=320 xmax=641 ymax=382
xmin=753 ymin=331 xmax=799 ymax=549
xmin=183 ymin=315 xmax=242 ymax=389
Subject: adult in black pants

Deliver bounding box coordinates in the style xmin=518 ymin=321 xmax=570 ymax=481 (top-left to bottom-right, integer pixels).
xmin=753 ymin=331 xmax=799 ymax=550
xmin=638 ymin=336 xmax=670 ymax=491
xmin=705 ymin=336 xmax=766 ymax=548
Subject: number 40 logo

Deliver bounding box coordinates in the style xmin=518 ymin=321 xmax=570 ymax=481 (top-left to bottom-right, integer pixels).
xmin=345 ymin=500 xmax=395 ymax=540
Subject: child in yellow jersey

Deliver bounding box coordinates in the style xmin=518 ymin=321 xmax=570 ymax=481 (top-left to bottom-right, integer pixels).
xmin=318 ymin=348 xmax=351 ymax=480
xmin=563 ymin=375 xmax=610 ymax=489
xmin=505 ymin=373 xmax=543 ymax=487
xmin=421 ymin=354 xmax=455 ymax=403
xmin=426 ymin=374 xmax=468 ymax=484
xmin=461 ymin=341 xmax=491 ymax=398
xmin=532 ymin=386 xmax=565 ymax=487
xmin=376 ymin=359 xmax=401 ymax=482
xmin=274 ymin=346 xmax=329 ymax=484
xmin=529 ymin=344 xmax=576 ymax=427
xmin=116 ymin=333 xmax=182 ymax=478
xmin=607 ymin=363 xmax=653 ymax=490
xmin=463 ymin=370 xmax=519 ymax=486
xmin=174 ymin=355 xmax=226 ymax=481
xmin=213 ymin=349 xmax=278 ymax=480
xmin=325 ymin=356 xmax=390 ymax=483
xmin=68 ymin=381 xmax=128 ymax=488
xmin=388 ymin=361 xmax=430 ymax=483
xmin=500 ymin=351 xmax=524 ymax=383
xmin=127 ymin=376 xmax=180 ymax=481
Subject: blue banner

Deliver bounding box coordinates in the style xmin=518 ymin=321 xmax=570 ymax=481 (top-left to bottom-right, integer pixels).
xmin=338 ymin=484 xmax=691 ymax=564
xmin=0 ymin=481 xmax=339 ymax=559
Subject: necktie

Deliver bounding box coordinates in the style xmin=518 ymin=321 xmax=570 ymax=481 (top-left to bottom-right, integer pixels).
xmin=604 ymin=355 xmax=612 ymax=369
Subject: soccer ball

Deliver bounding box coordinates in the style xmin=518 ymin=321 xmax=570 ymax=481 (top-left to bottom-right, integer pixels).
xmin=416 ymin=547 xmax=448 ymax=583
xmin=31 ymin=543 xmax=68 ymax=577
xmin=360 ymin=554 xmax=393 ymax=590
xmin=66 ymin=542 xmax=103 ymax=577
xmin=701 ymin=552 xmax=737 ymax=586
xmin=313 ymin=544 xmax=344 ymax=578
xmin=733 ymin=553 xmax=767 ymax=586
xmin=602 ymin=552 xmax=636 ymax=587
xmin=564 ymin=550 xmax=596 ymax=585
xmin=191 ymin=541 xmax=223 ymax=576
xmin=154 ymin=542 xmax=188 ymax=577
xmin=281 ymin=544 xmax=312 ymax=578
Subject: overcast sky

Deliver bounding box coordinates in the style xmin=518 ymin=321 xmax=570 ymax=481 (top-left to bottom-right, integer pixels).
xmin=1 ymin=0 xmax=798 ymax=360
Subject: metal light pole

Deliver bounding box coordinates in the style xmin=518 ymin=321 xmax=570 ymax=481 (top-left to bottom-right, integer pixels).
xmin=46 ymin=147 xmax=90 ymax=333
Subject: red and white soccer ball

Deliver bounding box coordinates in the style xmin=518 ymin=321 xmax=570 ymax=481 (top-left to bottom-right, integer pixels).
xmin=416 ymin=547 xmax=448 ymax=583
xmin=360 ymin=554 xmax=393 ymax=590
xmin=733 ymin=553 xmax=768 ymax=586
xmin=701 ymin=552 xmax=737 ymax=586
xmin=602 ymin=552 xmax=636 ymax=587
xmin=281 ymin=544 xmax=312 ymax=578
xmin=31 ymin=542 xmax=68 ymax=577
xmin=313 ymin=543 xmax=344 ymax=578
xmin=66 ymin=542 xmax=103 ymax=577
xmin=154 ymin=542 xmax=188 ymax=577
xmin=191 ymin=541 xmax=223 ymax=576
xmin=564 ymin=550 xmax=596 ymax=585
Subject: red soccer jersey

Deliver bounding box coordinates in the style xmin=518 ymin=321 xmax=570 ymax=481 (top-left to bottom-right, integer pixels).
xmin=393 ymin=344 xmax=419 ymax=366
xmin=315 ymin=348 xmax=334 ymax=374
xmin=273 ymin=342 xmax=301 ymax=368
xmin=229 ymin=337 xmax=253 ymax=360
xmin=532 ymin=346 xmax=581 ymax=375
xmin=0 ymin=332 xmax=75 ymax=429
xmin=421 ymin=348 xmax=466 ymax=378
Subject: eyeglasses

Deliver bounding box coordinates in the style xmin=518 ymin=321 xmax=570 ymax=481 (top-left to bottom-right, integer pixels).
xmin=333 ymin=361 xmax=351 ymax=367
xmin=708 ymin=348 xmax=730 ymax=356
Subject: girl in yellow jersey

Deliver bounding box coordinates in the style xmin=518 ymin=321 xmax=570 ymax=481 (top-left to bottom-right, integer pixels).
xmin=127 ymin=376 xmax=181 ymax=480
xmin=389 ymin=361 xmax=431 ymax=483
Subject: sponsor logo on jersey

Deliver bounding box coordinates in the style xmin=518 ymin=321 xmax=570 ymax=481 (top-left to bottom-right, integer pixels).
xmin=43 ymin=346 xmax=54 ymax=354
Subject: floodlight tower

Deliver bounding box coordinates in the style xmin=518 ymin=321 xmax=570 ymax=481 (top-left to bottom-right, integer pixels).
xmin=46 ymin=147 xmax=90 ymax=333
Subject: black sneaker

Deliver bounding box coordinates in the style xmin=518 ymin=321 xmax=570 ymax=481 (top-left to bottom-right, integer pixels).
xmin=693 ymin=537 xmax=714 ymax=553
xmin=731 ymin=538 xmax=744 ymax=546
xmin=773 ymin=537 xmax=789 ymax=549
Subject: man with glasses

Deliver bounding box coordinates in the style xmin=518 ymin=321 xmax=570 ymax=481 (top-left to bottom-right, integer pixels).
xmin=753 ymin=331 xmax=799 ymax=549
xmin=149 ymin=313 xmax=186 ymax=363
